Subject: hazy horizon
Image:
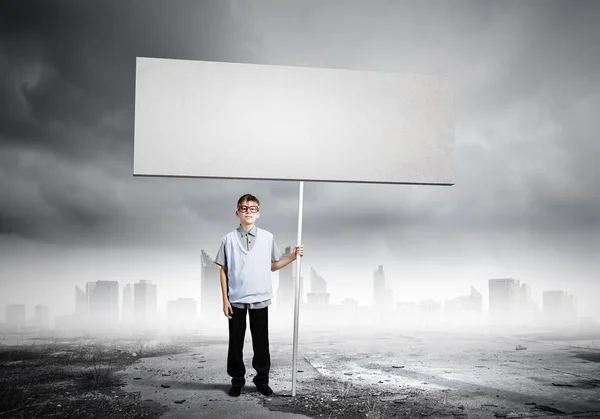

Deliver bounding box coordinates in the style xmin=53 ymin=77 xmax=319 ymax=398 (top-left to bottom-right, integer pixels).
xmin=0 ymin=272 xmax=583 ymax=327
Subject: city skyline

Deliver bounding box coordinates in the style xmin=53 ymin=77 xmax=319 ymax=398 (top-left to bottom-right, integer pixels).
xmin=1 ymin=255 xmax=583 ymax=330
xmin=0 ymin=242 xmax=593 ymax=324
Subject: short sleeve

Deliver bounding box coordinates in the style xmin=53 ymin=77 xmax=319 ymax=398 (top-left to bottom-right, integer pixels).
xmin=214 ymin=239 xmax=226 ymax=267
xmin=272 ymin=240 xmax=282 ymax=262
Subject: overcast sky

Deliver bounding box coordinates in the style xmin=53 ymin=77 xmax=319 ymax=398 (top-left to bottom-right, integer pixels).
xmin=1 ymin=0 xmax=599 ymax=321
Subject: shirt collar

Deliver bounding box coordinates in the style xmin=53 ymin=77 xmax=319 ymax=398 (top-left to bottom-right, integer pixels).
xmin=237 ymin=224 xmax=256 ymax=236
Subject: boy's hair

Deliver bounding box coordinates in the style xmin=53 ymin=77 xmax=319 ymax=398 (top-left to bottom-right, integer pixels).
xmin=237 ymin=193 xmax=260 ymax=207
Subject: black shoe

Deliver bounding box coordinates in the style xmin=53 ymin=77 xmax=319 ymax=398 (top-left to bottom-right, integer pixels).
xmin=228 ymin=385 xmax=242 ymax=397
xmin=256 ymin=384 xmax=273 ymax=396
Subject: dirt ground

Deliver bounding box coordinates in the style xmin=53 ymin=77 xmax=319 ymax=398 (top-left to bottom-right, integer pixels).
xmin=0 ymin=335 xmax=187 ymax=418
xmin=2 ymin=330 xmax=600 ymax=419
xmin=258 ymin=329 xmax=600 ymax=419
xmin=0 ymin=333 xmax=451 ymax=419
xmin=257 ymin=377 xmax=458 ymax=419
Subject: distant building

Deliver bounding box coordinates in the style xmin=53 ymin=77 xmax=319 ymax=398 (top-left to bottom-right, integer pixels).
xmin=445 ymin=286 xmax=483 ymax=314
xmin=488 ymin=278 xmax=520 ymax=324
xmin=87 ymin=281 xmax=119 ymax=327
xmin=340 ymin=298 xmax=359 ymax=311
xmin=201 ymin=250 xmax=221 ymax=323
xmin=517 ymin=283 xmax=531 ymax=308
xmin=419 ymin=299 xmax=443 ymax=321
xmin=34 ymin=304 xmax=50 ymax=329
xmin=306 ymin=267 xmax=330 ymax=309
xmin=5 ymin=304 xmax=26 ymax=326
xmin=489 ymin=278 xmax=536 ymax=325
xmin=122 ymin=283 xmax=134 ymax=325
xmin=372 ymin=265 xmax=393 ymax=307
xmin=134 ymin=280 xmax=158 ymax=329
xmin=517 ymin=282 xmax=538 ymax=322
xmin=543 ymin=290 xmax=577 ymax=324
xmin=75 ymin=286 xmax=87 ymax=318
xmin=86 ymin=281 xmax=96 ymax=317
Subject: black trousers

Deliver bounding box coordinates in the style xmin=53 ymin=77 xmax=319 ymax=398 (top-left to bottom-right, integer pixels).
xmin=227 ymin=306 xmax=270 ymax=387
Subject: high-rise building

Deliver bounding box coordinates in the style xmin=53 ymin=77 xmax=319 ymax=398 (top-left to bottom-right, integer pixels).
xmin=5 ymin=304 xmax=26 ymax=326
xmin=122 ymin=283 xmax=134 ymax=325
xmin=134 ymin=280 xmax=158 ymax=329
xmin=34 ymin=304 xmax=50 ymax=329
xmin=516 ymin=282 xmax=538 ymax=322
xmin=200 ymin=250 xmax=221 ymax=323
xmin=517 ymin=283 xmax=531 ymax=306
xmin=309 ymin=267 xmax=327 ymax=294
xmin=488 ymin=278 xmax=520 ymax=323
xmin=372 ymin=265 xmax=393 ymax=307
xmin=87 ymin=281 xmax=119 ymax=327
xmin=75 ymin=285 xmax=87 ymax=317
xmin=306 ymin=267 xmax=330 ymax=308
xmin=85 ymin=281 xmax=96 ymax=318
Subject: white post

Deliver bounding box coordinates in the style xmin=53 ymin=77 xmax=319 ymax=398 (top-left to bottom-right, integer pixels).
xmin=291 ymin=181 xmax=304 ymax=396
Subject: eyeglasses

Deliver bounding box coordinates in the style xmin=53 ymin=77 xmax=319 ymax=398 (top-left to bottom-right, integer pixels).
xmin=238 ymin=205 xmax=259 ymax=213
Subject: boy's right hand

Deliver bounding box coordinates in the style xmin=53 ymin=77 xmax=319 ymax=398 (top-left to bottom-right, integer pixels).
xmin=223 ymin=300 xmax=233 ymax=319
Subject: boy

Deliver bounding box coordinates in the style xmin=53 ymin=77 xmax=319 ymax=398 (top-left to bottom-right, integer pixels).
xmin=214 ymin=193 xmax=304 ymax=397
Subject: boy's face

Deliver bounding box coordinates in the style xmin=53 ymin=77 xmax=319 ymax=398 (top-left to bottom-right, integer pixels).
xmin=236 ymin=200 xmax=260 ymax=225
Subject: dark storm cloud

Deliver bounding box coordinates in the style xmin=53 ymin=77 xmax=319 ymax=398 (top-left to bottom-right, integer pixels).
xmin=0 ymin=1 xmax=234 ymax=159
xmin=0 ymin=210 xmax=30 ymax=237
xmin=0 ymin=0 xmax=320 ymax=244
xmin=0 ymin=0 xmax=234 ymax=242
xmin=0 ymin=2 xmax=131 ymax=147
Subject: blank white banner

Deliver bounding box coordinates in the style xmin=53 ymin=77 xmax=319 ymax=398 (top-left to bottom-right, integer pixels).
xmin=133 ymin=57 xmax=454 ymax=185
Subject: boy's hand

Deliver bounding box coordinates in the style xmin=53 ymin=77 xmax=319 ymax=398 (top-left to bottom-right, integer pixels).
xmin=223 ymin=300 xmax=233 ymax=319
xmin=293 ymin=245 xmax=304 ymax=257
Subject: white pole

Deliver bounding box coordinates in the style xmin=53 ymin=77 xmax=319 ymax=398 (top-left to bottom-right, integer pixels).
xmin=291 ymin=181 xmax=304 ymax=397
